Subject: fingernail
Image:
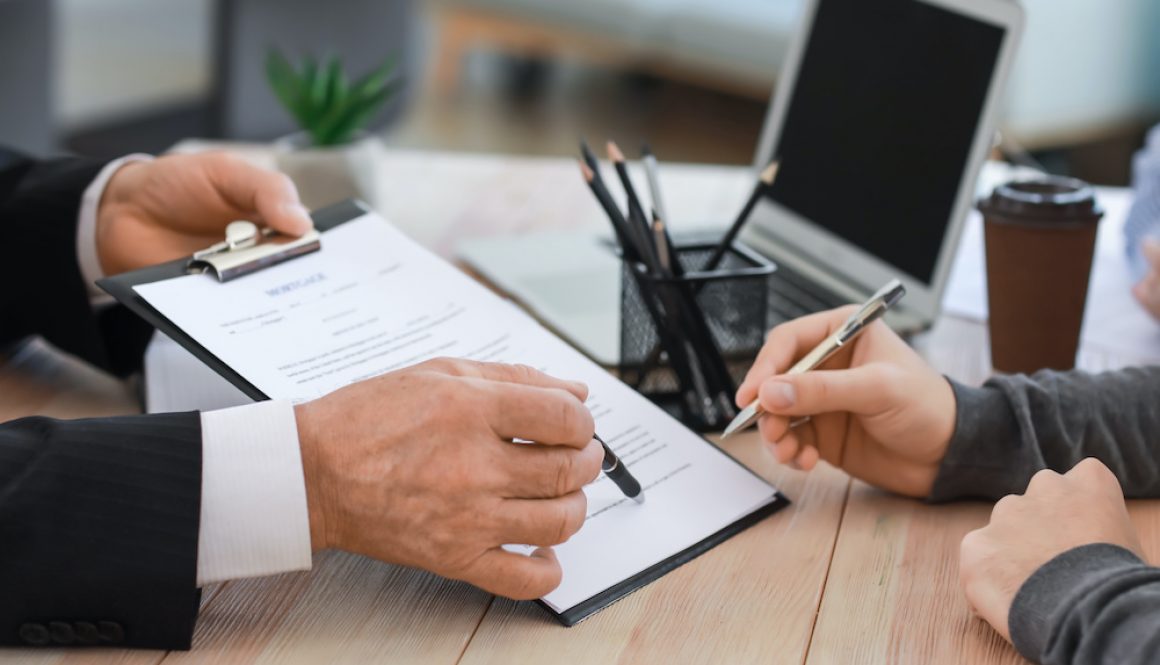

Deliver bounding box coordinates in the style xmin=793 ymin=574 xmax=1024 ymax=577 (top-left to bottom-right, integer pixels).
xmin=762 ymin=381 xmax=796 ymax=410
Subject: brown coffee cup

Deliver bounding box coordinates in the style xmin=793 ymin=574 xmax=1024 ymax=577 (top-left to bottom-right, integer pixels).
xmin=978 ymin=177 xmax=1103 ymax=374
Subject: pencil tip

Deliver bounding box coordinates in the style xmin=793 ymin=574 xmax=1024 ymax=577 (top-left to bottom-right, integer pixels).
xmin=760 ymin=161 xmax=780 ymax=185
xmin=651 ymin=208 xmax=662 ymax=223
xmin=606 ymin=141 xmax=625 ymax=162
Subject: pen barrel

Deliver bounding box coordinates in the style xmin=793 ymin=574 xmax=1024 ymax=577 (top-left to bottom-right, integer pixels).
xmin=604 ymin=460 xmax=643 ymax=498
xmin=787 ymin=332 xmax=844 ymax=374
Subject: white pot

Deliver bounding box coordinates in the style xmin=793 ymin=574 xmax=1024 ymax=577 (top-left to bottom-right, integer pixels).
xmin=274 ymin=132 xmax=384 ymax=211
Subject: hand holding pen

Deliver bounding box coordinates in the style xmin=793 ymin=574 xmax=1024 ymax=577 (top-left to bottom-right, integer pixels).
xmin=725 ymin=279 xmax=906 ymax=438
xmin=728 ymin=282 xmax=960 ymax=499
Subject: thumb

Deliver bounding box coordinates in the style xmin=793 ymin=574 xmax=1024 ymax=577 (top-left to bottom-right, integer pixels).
xmin=209 ymin=153 xmax=314 ymax=236
xmin=255 ymin=174 xmax=314 ymax=237
xmin=758 ymin=365 xmax=895 ymax=418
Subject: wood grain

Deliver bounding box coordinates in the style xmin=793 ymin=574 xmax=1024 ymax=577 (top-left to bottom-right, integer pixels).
xmin=459 ymin=432 xmax=852 ymax=665
xmin=159 ymin=551 xmax=490 ymax=665
xmin=4 ymin=149 xmax=1160 ymax=664
xmin=806 ymin=484 xmax=1026 ymax=665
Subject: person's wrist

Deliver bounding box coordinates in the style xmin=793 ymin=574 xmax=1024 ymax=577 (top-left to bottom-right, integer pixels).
xmin=94 ymin=160 xmax=149 ymax=275
xmin=294 ymin=402 xmax=333 ymax=553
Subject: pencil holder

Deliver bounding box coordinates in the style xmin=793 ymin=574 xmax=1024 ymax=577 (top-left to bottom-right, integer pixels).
xmin=619 ymin=241 xmax=776 ymax=431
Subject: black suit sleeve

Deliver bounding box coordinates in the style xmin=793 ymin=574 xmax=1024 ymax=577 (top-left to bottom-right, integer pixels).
xmin=0 ymin=414 xmax=203 ymax=649
xmin=0 ymin=149 xmax=205 ymax=650
xmin=0 ymin=148 xmax=153 ymax=375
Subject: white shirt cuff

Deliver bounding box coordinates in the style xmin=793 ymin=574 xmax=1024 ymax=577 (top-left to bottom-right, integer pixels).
xmin=77 ymin=154 xmax=153 ymax=303
xmin=196 ymin=400 xmax=313 ymax=586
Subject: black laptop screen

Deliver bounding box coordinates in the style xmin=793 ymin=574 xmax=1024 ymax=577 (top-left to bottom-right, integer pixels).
xmin=765 ymin=0 xmax=1005 ymax=284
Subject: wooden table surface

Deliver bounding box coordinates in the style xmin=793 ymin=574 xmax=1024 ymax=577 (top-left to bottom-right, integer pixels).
xmin=4 ymin=147 xmax=1159 ymax=665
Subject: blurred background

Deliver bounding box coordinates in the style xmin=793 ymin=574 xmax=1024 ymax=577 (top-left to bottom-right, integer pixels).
xmin=3 ymin=0 xmax=1159 ymax=185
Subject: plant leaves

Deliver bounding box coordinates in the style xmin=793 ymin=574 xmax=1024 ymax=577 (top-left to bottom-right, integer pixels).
xmin=266 ymin=48 xmax=311 ymax=128
xmin=266 ymin=48 xmax=402 ymax=145
xmin=351 ymin=54 xmax=398 ymax=101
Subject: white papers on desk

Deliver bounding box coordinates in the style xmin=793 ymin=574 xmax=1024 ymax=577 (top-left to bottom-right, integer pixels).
xmin=941 ymin=186 xmax=1160 ymax=362
xmin=133 ymin=212 xmax=779 ymax=615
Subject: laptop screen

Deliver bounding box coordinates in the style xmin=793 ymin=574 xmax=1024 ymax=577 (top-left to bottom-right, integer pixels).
xmin=765 ymin=0 xmax=1005 ymax=284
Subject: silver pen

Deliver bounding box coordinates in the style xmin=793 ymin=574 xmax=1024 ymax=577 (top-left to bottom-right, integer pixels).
xmin=722 ymin=279 xmax=907 ymax=438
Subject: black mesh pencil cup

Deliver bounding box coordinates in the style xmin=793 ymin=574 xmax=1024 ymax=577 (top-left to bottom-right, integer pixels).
xmin=618 ymin=240 xmax=775 ymax=431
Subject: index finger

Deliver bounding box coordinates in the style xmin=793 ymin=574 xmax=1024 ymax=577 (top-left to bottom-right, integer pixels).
xmin=736 ymin=305 xmax=858 ymax=407
xmin=478 ymin=380 xmax=596 ymax=448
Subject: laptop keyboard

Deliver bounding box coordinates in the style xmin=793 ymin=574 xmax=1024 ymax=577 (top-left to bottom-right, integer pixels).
xmin=766 ymin=264 xmax=850 ymax=324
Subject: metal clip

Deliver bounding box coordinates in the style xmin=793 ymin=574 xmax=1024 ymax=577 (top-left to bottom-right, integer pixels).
xmin=188 ymin=220 xmax=321 ymax=282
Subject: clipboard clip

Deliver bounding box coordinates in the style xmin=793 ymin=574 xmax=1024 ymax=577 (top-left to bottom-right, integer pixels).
xmin=188 ymin=220 xmax=321 ymax=282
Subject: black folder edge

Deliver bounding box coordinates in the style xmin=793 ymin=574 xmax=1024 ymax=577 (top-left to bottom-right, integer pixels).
xmin=97 ymin=197 xmax=792 ymax=627
xmin=548 ymin=489 xmax=788 ymax=626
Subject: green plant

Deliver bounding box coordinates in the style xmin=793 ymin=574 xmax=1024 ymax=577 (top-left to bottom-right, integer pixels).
xmin=266 ymin=48 xmax=401 ymax=147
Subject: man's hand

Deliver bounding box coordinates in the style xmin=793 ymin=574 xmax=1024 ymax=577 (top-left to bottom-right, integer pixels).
xmin=1132 ymin=238 xmax=1160 ymax=321
xmin=735 ymin=306 xmax=956 ymax=497
xmin=294 ymin=358 xmax=604 ymax=600
xmin=96 ymin=152 xmax=313 ymax=275
xmin=959 ymin=458 xmax=1143 ymax=641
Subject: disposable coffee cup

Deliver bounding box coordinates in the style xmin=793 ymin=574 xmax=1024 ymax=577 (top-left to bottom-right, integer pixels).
xmin=978 ymin=177 xmax=1103 ymax=374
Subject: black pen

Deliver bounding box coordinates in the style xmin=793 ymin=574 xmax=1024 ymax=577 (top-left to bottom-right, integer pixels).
xmin=595 ymin=434 xmax=644 ymax=504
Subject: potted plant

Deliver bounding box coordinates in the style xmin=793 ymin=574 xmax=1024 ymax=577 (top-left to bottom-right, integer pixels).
xmin=266 ymin=49 xmax=402 ymax=210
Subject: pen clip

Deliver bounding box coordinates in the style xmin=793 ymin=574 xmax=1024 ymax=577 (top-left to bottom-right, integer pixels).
xmin=837 ymin=279 xmax=906 ymax=342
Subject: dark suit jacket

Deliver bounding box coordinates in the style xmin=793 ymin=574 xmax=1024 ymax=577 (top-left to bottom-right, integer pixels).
xmin=0 ymin=149 xmax=203 ymax=649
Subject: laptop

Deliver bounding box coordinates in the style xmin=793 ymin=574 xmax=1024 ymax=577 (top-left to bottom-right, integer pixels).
xmin=460 ymin=0 xmax=1024 ymax=366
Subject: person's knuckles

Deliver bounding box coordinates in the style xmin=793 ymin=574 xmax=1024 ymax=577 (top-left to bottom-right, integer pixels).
xmin=1026 ymin=468 xmax=1062 ymax=495
xmin=419 ymin=356 xmax=475 ymax=378
xmin=1069 ymin=457 xmax=1115 ymax=484
xmin=991 ymin=494 xmax=1020 ymax=520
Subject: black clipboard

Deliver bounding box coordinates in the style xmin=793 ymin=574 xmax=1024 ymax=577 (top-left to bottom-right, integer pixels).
xmin=98 ymin=198 xmax=790 ymax=627
xmin=98 ymin=199 xmax=367 ymax=401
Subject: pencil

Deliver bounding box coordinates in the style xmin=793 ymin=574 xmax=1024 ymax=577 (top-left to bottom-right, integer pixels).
xmin=580 ymin=139 xmax=602 ymax=179
xmin=652 ymin=215 xmax=672 ymax=275
xmin=641 ymin=143 xmax=669 ymax=226
xmin=607 ymin=141 xmax=655 ymax=256
xmin=704 ymin=160 xmax=779 ymax=271
xmin=580 ymin=160 xmax=643 ymax=262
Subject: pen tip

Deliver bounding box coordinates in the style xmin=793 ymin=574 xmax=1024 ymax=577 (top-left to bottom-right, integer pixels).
xmin=632 ymin=493 xmax=646 ymax=505
xmin=606 ymin=141 xmax=625 ymax=163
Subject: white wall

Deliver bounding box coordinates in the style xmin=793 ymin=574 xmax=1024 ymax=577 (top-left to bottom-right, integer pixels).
xmin=55 ymin=0 xmax=212 ymax=130
xmin=1004 ymin=0 xmax=1160 ymax=147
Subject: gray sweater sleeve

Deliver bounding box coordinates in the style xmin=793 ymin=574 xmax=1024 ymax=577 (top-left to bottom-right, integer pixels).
xmin=930 ymin=367 xmax=1160 ymax=502
xmin=929 ymin=367 xmax=1160 ymax=665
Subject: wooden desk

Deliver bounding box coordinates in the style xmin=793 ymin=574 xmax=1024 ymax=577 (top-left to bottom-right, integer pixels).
xmin=5 ymin=149 xmax=1160 ymax=665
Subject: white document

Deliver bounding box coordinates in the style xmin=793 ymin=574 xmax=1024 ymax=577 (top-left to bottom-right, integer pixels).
xmin=134 ymin=212 xmax=779 ymax=615
xmin=941 ymin=185 xmax=1160 ymax=363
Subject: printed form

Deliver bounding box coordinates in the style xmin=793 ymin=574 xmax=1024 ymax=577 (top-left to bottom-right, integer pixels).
xmin=135 ymin=213 xmax=779 ymax=615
